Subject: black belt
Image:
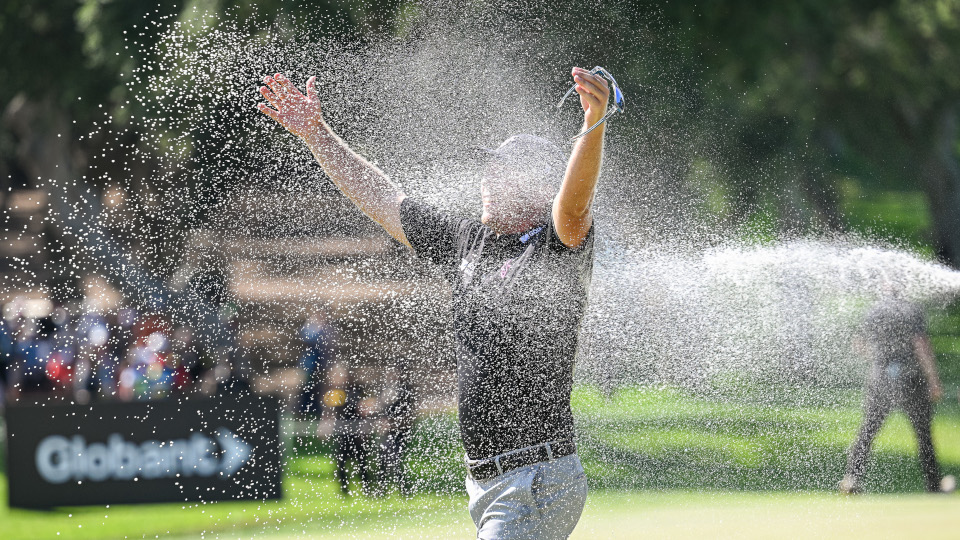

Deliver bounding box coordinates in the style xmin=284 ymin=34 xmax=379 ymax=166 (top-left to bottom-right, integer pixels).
xmin=466 ymin=439 xmax=576 ymax=481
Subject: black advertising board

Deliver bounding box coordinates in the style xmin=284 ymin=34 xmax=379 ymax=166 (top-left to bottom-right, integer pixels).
xmin=4 ymin=394 xmax=282 ymax=508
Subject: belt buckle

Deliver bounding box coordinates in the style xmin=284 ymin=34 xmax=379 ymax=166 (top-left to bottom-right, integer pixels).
xmin=466 ymin=459 xmax=481 ymax=480
xmin=466 ymin=457 xmax=493 ymax=481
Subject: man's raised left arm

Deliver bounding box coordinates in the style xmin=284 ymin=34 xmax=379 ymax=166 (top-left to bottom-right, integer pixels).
xmin=553 ymin=67 xmax=610 ymax=249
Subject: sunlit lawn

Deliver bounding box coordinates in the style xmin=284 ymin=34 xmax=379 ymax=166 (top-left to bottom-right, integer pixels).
xmin=5 ymin=481 xmax=959 ymax=540
xmin=570 ymin=386 xmax=960 ymax=492
xmin=166 ymin=490 xmax=960 ymax=540
xmin=0 ymin=472 xmax=463 ymax=540
xmin=161 ymin=491 xmax=960 ymax=540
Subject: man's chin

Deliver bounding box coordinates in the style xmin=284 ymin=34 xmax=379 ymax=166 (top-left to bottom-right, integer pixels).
xmin=482 ymin=215 xmax=509 ymax=234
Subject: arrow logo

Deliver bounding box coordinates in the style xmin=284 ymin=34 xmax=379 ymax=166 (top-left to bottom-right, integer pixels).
xmin=216 ymin=428 xmax=252 ymax=476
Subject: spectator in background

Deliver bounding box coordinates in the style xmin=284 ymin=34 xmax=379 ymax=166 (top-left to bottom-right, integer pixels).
xmin=0 ymin=316 xmax=14 ymax=408
xmin=215 ymin=347 xmax=252 ymax=396
xmin=13 ymin=317 xmax=55 ymax=401
xmin=101 ymin=307 xmax=136 ymax=398
xmin=88 ymin=311 xmax=124 ymax=400
xmin=377 ymin=362 xmax=417 ymax=495
xmin=841 ymin=291 xmax=950 ymax=494
xmin=171 ymin=325 xmax=204 ymax=393
xmin=297 ymin=311 xmax=335 ymax=416
xmin=72 ymin=312 xmax=110 ymax=403
xmin=118 ymin=330 xmax=174 ymax=400
xmin=323 ymin=363 xmax=374 ymax=495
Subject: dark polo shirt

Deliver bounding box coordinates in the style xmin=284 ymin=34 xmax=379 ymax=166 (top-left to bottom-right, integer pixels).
xmin=400 ymin=197 xmax=594 ymax=459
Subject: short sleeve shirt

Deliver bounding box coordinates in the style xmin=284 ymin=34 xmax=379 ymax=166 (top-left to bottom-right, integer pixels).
xmin=863 ymin=298 xmax=926 ymax=376
xmin=400 ymin=197 xmax=594 ymax=459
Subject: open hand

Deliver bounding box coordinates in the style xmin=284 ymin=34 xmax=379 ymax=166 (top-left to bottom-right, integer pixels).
xmin=257 ymin=73 xmax=325 ymax=141
xmin=571 ymin=67 xmax=611 ymax=127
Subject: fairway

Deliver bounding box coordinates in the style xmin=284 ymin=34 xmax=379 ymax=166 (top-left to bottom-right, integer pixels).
xmin=161 ymin=491 xmax=960 ymax=540
xmin=575 ymin=491 xmax=960 ymax=540
xmin=7 ymin=476 xmax=960 ymax=539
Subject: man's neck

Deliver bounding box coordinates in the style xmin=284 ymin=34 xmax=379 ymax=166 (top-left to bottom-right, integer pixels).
xmin=487 ymin=212 xmax=546 ymax=237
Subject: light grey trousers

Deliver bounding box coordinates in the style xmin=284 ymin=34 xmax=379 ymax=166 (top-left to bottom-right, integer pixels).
xmin=466 ymin=453 xmax=588 ymax=540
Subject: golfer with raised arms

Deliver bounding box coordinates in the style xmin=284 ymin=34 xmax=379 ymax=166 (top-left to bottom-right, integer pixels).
xmin=259 ymin=66 xmax=609 ymax=539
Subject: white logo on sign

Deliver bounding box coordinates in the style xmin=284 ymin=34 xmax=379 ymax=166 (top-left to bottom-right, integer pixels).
xmin=34 ymin=429 xmax=253 ymax=484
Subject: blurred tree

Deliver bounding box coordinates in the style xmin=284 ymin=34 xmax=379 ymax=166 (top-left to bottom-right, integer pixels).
xmin=2 ymin=0 xmax=957 ymax=268
xmin=664 ymin=0 xmax=960 ymax=263
xmin=471 ymin=1 xmax=960 ymax=260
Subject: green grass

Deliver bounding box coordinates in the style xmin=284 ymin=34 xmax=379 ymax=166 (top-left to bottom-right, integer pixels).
xmin=4 ymin=385 xmax=960 ymax=539
xmin=0 ymin=473 xmax=469 ymax=540
xmin=164 ymin=490 xmax=960 ymax=540
xmin=6 ymin=480 xmax=960 ymax=539
xmin=573 ymin=491 xmax=960 ymax=540
xmin=839 ymin=184 xmax=935 ymax=254
xmin=572 ymin=386 xmax=960 ymax=492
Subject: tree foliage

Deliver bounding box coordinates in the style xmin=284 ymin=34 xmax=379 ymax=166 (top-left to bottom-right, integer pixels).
xmin=663 ymin=0 xmax=960 ymax=259
xmin=1 ymin=0 xmax=958 ymax=265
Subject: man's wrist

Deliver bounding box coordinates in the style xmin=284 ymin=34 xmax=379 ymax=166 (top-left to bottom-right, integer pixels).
xmin=584 ymin=114 xmax=606 ymax=129
xmin=580 ymin=116 xmax=607 ymax=140
xmin=304 ymin=122 xmax=335 ymax=148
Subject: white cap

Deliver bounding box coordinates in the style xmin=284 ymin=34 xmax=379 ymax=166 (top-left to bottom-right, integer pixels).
xmin=481 ymin=134 xmax=567 ymax=183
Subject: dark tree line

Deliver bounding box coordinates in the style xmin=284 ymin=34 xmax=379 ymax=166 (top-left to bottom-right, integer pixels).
xmin=1 ymin=0 xmax=959 ymax=271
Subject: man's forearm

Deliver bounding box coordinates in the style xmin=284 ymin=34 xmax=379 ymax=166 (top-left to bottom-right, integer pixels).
xmin=914 ymin=334 xmax=942 ymax=390
xmin=552 ymin=126 xmax=604 ymax=248
xmin=304 ymin=125 xmax=409 ymax=247
xmin=558 ymin=127 xmax=604 ymax=218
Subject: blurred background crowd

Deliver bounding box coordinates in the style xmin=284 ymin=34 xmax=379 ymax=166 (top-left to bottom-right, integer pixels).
xmin=0 ymin=300 xmax=218 ymax=406
xmin=0 ymin=297 xmax=418 ymax=494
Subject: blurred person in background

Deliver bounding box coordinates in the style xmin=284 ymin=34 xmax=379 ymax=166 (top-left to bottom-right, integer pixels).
xmin=215 ymin=347 xmax=252 ymax=396
xmin=841 ymin=291 xmax=950 ymax=494
xmin=0 ymin=315 xmax=14 ymax=407
xmin=377 ymin=361 xmax=417 ymax=496
xmin=171 ymin=325 xmax=204 ymax=394
xmin=11 ymin=316 xmax=55 ymax=402
xmin=102 ymin=307 xmax=136 ymax=398
xmin=118 ymin=329 xmax=173 ymax=400
xmin=297 ymin=311 xmax=336 ymax=416
xmin=72 ymin=313 xmax=111 ymax=403
xmin=322 ymin=363 xmax=375 ymax=496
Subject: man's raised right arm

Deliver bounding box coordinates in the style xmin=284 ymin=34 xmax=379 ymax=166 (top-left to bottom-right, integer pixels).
xmin=258 ymin=73 xmax=410 ymax=247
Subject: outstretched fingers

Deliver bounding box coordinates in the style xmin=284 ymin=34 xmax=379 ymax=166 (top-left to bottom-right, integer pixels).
xmin=305 ymin=75 xmax=318 ymax=102
xmin=275 ymin=73 xmax=305 ymax=102
xmin=272 ymin=73 xmax=291 ymax=96
xmin=257 ymin=72 xmax=325 ymax=137
xmin=259 ymin=84 xmax=281 ymax=109
xmin=257 ymin=102 xmax=280 ymax=122
xmin=269 ymin=73 xmax=293 ymax=102
xmin=264 ymin=75 xmax=287 ymax=107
